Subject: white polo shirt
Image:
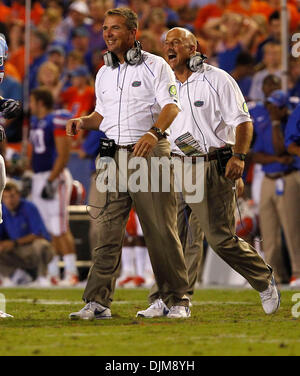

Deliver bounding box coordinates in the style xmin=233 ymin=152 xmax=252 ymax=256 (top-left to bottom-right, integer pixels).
xmin=169 ymin=64 xmax=251 ymax=156
xmin=94 ymin=50 xmax=180 ymax=145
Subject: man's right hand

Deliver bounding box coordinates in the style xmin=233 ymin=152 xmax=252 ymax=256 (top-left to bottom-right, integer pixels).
xmin=66 ymin=118 xmax=84 ymax=136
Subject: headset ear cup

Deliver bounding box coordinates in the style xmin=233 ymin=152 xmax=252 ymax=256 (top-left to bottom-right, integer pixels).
xmin=103 ymin=51 xmax=119 ymax=68
xmin=125 ymin=41 xmax=142 ymax=65
xmin=187 ymin=53 xmax=207 ymax=72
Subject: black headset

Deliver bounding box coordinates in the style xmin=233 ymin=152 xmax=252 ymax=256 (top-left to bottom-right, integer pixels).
xmin=103 ymin=40 xmax=142 ymax=68
xmin=186 ymin=52 xmax=207 ymax=72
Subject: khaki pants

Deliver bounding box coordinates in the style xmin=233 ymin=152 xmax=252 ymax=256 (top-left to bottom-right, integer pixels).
xmin=174 ymin=158 xmax=271 ymax=292
xmin=0 ymin=239 xmax=54 ymax=277
xmin=88 ymin=172 xmax=100 ymax=260
xmin=259 ymin=171 xmax=300 ymax=281
xmin=149 ymin=192 xmax=204 ymax=302
xmin=83 ymin=139 xmax=189 ymax=308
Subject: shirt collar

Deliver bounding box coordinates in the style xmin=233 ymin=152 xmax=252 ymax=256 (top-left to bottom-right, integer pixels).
xmin=176 ymin=64 xmax=206 ymax=86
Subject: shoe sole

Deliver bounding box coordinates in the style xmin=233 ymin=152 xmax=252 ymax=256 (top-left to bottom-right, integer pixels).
xmin=69 ymin=315 xmax=112 ymax=320
xmin=136 ymin=314 xmax=165 ymax=318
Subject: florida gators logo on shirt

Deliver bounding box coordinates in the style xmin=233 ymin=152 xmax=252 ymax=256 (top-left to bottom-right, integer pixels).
xmin=132 ymin=81 xmax=141 ymax=87
xmin=194 ymin=100 xmax=204 ymax=107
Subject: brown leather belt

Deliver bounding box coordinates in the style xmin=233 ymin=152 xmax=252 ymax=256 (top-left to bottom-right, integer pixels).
xmin=116 ymin=144 xmax=135 ymax=152
xmin=171 ymin=152 xmax=219 ymax=163
xmin=265 ymin=170 xmax=296 ymax=180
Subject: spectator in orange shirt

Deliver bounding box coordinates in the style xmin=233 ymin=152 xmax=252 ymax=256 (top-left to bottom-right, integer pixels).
xmin=0 ymin=3 xmax=11 ymax=24
xmin=10 ymin=0 xmax=45 ymax=26
xmin=266 ymin=0 xmax=300 ymax=32
xmin=194 ymin=0 xmax=230 ymax=34
xmin=7 ymin=21 xmax=25 ymax=80
xmin=226 ymin=0 xmax=271 ymax=19
xmin=60 ymin=65 xmax=95 ymax=119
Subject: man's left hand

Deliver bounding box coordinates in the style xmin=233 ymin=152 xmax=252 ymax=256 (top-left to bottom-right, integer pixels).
xmin=133 ymin=133 xmax=158 ymax=157
xmin=225 ymin=156 xmax=245 ymax=181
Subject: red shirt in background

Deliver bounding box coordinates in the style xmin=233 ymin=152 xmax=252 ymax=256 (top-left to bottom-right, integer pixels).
xmin=60 ymin=86 xmax=95 ymax=118
xmin=194 ymin=4 xmax=225 ymax=31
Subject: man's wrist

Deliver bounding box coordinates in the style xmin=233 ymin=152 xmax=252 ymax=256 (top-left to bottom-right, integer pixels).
xmin=233 ymin=153 xmax=247 ymax=161
xmin=147 ymin=131 xmax=158 ymax=141
xmin=150 ymin=126 xmax=166 ymax=140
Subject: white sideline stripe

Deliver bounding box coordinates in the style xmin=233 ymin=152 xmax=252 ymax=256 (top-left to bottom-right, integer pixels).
xmin=6 ymin=299 xmax=256 ymax=306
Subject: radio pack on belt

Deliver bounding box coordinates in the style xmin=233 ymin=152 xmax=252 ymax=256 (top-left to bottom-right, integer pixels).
xmin=216 ymin=147 xmax=233 ymax=175
xmin=99 ymin=138 xmax=116 ymax=158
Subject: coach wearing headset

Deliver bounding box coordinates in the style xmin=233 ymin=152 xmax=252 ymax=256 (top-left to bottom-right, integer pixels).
xmin=67 ymin=8 xmax=191 ymax=320
xmin=140 ymin=27 xmax=280 ymax=317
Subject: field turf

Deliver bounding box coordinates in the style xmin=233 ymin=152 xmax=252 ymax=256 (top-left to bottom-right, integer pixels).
xmin=0 ymin=287 xmax=299 ymax=356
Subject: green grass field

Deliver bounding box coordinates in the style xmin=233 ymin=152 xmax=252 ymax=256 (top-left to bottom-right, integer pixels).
xmin=0 ymin=287 xmax=299 ymax=356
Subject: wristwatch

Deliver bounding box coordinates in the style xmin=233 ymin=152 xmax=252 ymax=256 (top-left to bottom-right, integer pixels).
xmin=150 ymin=126 xmax=166 ymax=140
xmin=233 ymin=153 xmax=247 ymax=161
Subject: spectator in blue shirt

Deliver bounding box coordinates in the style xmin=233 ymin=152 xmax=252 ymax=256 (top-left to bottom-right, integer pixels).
xmin=284 ymin=104 xmax=300 ymax=287
xmin=285 ymin=103 xmax=300 ymax=172
xmin=29 ymin=29 xmax=49 ymax=90
xmin=252 ymin=90 xmax=300 ymax=286
xmin=0 ymin=182 xmax=54 ymax=286
xmin=231 ymin=51 xmax=254 ymax=100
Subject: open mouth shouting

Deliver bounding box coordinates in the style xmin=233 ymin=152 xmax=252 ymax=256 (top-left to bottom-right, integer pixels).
xmin=168 ymin=52 xmax=177 ymax=62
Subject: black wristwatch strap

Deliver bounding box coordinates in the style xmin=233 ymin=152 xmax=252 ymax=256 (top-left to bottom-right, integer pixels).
xmin=150 ymin=126 xmax=166 ymax=140
xmin=233 ymin=153 xmax=247 ymax=161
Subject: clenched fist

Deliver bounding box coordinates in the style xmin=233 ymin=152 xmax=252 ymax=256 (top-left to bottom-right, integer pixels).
xmin=66 ymin=118 xmax=84 ymax=136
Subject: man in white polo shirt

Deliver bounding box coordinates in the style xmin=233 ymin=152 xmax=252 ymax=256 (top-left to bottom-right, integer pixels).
xmin=67 ymin=9 xmax=191 ymax=320
xmin=138 ymin=27 xmax=280 ymax=318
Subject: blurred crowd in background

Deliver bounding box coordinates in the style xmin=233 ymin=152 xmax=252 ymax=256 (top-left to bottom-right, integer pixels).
xmin=0 ymin=0 xmax=300 ymax=288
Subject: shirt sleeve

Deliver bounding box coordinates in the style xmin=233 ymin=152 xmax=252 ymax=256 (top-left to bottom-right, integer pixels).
xmin=285 ymin=105 xmax=300 ymax=147
xmin=218 ymin=72 xmax=251 ymax=128
xmin=94 ymin=67 xmax=106 ymax=116
xmin=53 ymin=112 xmax=70 ymax=137
xmin=154 ymin=58 xmax=181 ymax=110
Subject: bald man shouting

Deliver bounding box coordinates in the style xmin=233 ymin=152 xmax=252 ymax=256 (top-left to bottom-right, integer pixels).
xmin=137 ymin=28 xmax=280 ymax=318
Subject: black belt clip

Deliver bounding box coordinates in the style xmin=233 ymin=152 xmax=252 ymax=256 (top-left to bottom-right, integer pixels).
xmin=215 ymin=147 xmax=233 ymax=175
xmin=99 ymin=138 xmax=116 ymax=158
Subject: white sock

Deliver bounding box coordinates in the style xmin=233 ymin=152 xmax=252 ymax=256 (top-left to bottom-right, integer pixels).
xmin=121 ymin=246 xmax=135 ymax=277
xmin=47 ymin=255 xmax=60 ymax=278
xmin=134 ymin=246 xmax=147 ymax=277
xmin=63 ymin=254 xmax=77 ymax=277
